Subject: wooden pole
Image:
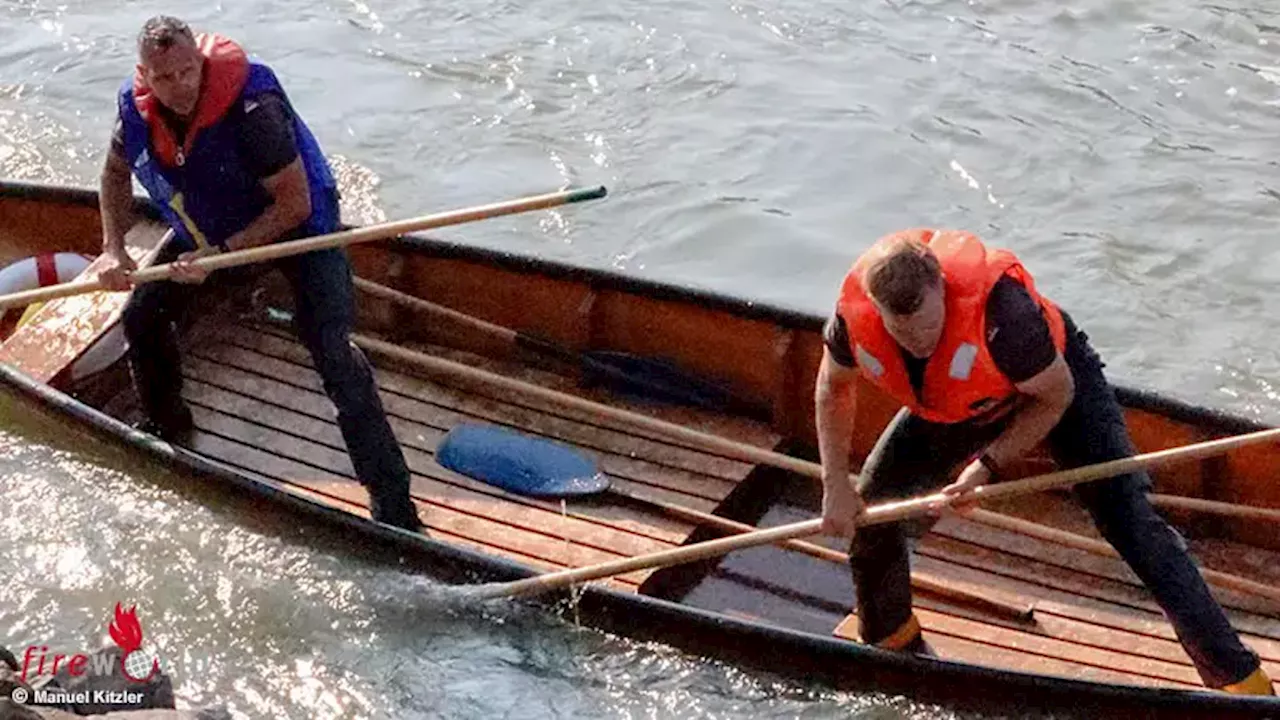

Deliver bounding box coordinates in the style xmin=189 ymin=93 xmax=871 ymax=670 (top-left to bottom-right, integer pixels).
xmin=346 ymin=279 xmax=1032 ymax=619
xmin=341 ymin=333 xmax=1280 ymax=600
xmin=351 ymin=326 xmax=1280 ymax=503
xmin=462 ymin=441 xmax=1280 ymax=600
xmin=351 ymin=276 xmax=1280 ymax=523
xmin=0 ymin=185 xmax=606 ymax=311
xmin=352 ymin=331 xmax=820 ymax=475
xmin=1149 ymin=494 xmax=1280 ymax=524
xmin=967 ymin=509 xmax=1280 ymax=604
xmin=614 ymin=486 xmax=1034 ymax=620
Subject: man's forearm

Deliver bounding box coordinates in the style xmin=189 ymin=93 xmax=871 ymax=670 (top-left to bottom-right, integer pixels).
xmin=984 ymin=395 xmax=1070 ymax=469
xmin=816 ymin=369 xmax=858 ymax=489
xmin=224 ymin=200 xmax=310 ymax=252
xmin=223 ymin=158 xmax=314 ymax=252
xmin=99 ymin=152 xmax=135 ymax=254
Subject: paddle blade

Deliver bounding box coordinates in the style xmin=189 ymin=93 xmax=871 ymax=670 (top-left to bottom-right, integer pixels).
xmin=437 ymin=423 xmax=610 ymax=497
xmin=578 ymin=350 xmax=767 ymax=417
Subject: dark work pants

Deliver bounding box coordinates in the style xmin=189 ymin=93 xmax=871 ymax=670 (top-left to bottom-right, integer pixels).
xmin=121 ymin=243 xmax=422 ymax=531
xmin=849 ymin=320 xmax=1261 ymax=688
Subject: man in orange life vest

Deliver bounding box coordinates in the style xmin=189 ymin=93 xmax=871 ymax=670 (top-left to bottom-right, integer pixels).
xmin=815 ymin=228 xmax=1274 ymax=695
xmin=94 ymin=16 xmax=424 ymax=533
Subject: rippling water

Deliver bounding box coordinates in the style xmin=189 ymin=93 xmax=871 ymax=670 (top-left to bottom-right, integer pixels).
xmin=4 ymin=0 xmax=1280 ymax=716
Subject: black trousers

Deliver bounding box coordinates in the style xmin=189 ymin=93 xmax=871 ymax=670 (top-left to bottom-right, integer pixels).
xmin=849 ymin=320 xmax=1261 ymax=688
xmin=121 ymin=243 xmax=422 ymax=531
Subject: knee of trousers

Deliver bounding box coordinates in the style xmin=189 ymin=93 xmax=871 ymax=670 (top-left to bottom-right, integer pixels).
xmin=848 ymin=524 xmax=906 ymax=563
xmin=122 ymin=300 xmax=159 ymax=343
xmin=310 ymin=337 xmax=371 ymax=380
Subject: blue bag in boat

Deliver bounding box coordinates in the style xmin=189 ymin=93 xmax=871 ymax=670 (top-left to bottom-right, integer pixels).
xmin=436 ymin=423 xmax=611 ymax=497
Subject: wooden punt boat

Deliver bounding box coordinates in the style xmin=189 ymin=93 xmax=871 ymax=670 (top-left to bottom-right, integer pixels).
xmin=0 ymin=179 xmax=1277 ymax=719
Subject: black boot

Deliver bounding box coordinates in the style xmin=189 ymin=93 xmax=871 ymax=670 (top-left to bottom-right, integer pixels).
xmin=135 ymin=399 xmax=194 ymax=443
xmin=368 ymin=479 xmax=425 ymax=533
xmin=903 ymin=633 xmax=938 ymax=657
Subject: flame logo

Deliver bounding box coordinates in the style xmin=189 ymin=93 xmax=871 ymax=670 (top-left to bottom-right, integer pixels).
xmin=108 ymin=603 xmax=160 ymax=683
xmin=108 ymin=603 xmax=144 ymax=653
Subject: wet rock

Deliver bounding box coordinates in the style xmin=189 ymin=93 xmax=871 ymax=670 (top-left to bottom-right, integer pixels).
xmin=0 ymin=701 xmax=44 ymax=720
xmin=1 ymin=652 xmax=40 ymax=720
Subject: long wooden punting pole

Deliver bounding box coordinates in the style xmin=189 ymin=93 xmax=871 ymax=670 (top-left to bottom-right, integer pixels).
xmin=463 ymin=440 xmax=1280 ymax=599
xmin=347 ymin=279 xmax=1280 ymax=602
xmin=351 ymin=277 xmax=1280 ymax=528
xmin=0 ymin=185 xmax=607 ymax=311
xmin=337 ymin=281 xmax=1032 ymax=618
xmin=1148 ymin=493 xmax=1280 ymax=523
xmin=340 ymin=328 xmax=1280 ymax=600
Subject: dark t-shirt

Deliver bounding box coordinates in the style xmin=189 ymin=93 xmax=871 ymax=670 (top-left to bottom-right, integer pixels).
xmin=823 ymin=275 xmax=1058 ymax=388
xmin=110 ymin=92 xmax=299 ymax=179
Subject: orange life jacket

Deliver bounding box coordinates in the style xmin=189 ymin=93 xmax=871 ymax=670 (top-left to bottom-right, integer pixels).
xmin=837 ymin=228 xmax=1067 ymax=424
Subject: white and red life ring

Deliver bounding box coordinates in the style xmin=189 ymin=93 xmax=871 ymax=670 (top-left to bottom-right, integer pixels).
xmin=0 ymin=252 xmax=130 ymax=382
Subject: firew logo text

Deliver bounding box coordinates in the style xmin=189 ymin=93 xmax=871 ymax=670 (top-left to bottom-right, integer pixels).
xmin=19 ymin=603 xmax=161 ymax=684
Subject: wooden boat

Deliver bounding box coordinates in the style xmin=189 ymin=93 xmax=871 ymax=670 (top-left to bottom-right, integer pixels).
xmin=0 ymin=179 xmax=1277 ymax=719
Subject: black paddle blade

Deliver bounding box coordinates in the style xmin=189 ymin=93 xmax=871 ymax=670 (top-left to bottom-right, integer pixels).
xmin=577 ymin=350 xmax=768 ymax=418
xmin=514 ymin=335 xmax=771 ymax=420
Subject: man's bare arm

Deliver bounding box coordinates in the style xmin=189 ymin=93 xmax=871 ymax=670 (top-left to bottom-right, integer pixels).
xmin=983 ymin=353 xmax=1075 ymax=469
xmin=223 ymin=157 xmax=311 ymax=252
xmin=99 ymin=148 xmax=135 ymax=256
xmin=816 ymin=349 xmax=860 ymax=487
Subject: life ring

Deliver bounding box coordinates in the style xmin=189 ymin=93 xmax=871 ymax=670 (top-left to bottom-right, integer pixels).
xmin=0 ymin=253 xmax=131 ymax=382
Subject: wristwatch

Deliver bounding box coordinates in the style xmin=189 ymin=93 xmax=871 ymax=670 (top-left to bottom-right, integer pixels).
xmin=978 ymin=453 xmax=1003 ymax=480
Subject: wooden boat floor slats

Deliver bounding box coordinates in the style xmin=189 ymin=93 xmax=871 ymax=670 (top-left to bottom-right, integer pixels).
xmin=834 ymin=612 xmax=1199 ymax=689
xmin=184 ymin=432 xmax=604 ymax=584
xmin=162 ymin=317 xmax=779 ymax=593
xmin=700 ymin=500 xmax=1280 ymax=693
xmin=928 ymin=515 xmax=1280 ymax=626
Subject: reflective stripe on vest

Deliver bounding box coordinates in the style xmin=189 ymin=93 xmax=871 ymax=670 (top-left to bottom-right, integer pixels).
xmin=948 ymin=343 xmax=979 ymax=380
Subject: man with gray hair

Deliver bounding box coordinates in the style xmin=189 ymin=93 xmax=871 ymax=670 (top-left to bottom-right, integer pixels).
xmin=96 ymin=16 xmax=424 ymax=533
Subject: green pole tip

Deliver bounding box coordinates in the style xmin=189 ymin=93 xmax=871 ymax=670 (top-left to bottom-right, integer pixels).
xmin=567 ymin=185 xmax=608 ymax=202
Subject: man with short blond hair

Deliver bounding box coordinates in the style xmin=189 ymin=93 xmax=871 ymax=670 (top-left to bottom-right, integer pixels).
xmin=815 ymin=227 xmax=1272 ymax=695
xmin=862 ymin=235 xmax=942 ymax=316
